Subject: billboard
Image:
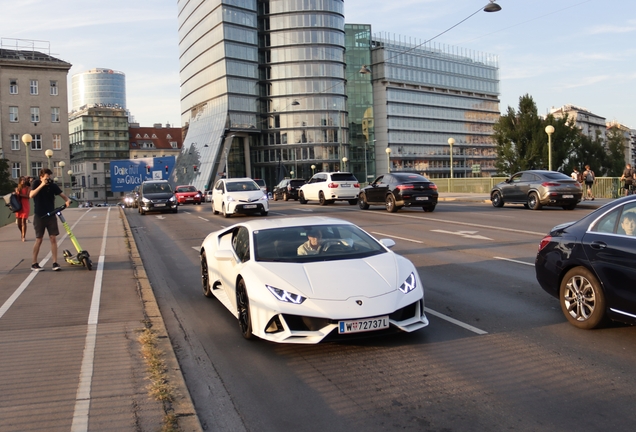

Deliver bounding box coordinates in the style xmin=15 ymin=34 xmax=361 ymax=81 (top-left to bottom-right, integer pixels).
xmin=110 ymin=156 xmax=176 ymax=192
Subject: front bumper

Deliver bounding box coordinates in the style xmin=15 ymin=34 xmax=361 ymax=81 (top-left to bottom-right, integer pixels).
xmin=140 ymin=201 xmax=178 ymax=212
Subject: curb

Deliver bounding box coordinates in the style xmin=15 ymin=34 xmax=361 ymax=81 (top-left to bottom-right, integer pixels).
xmin=119 ymin=208 xmax=203 ymax=432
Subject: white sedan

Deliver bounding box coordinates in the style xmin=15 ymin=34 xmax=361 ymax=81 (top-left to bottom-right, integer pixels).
xmin=199 ymin=216 xmax=429 ymax=343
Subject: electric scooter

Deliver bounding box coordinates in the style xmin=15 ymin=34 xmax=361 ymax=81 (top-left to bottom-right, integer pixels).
xmin=45 ymin=205 xmax=93 ymax=270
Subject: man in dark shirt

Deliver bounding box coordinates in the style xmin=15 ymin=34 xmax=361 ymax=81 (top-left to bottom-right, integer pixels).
xmin=29 ymin=168 xmax=71 ymax=271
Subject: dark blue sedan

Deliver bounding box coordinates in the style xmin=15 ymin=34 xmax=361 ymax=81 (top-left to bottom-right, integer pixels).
xmin=535 ymin=195 xmax=636 ymax=329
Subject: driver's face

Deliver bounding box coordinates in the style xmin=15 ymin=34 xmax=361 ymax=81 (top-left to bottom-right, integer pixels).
xmin=308 ymin=233 xmax=321 ymax=247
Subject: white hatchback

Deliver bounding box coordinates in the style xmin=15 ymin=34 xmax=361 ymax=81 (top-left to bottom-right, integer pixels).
xmin=212 ymin=178 xmax=269 ymax=218
xmin=299 ymin=172 xmax=360 ymax=206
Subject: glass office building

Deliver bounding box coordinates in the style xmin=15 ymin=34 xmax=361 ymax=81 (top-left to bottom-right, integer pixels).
xmin=368 ymin=33 xmax=500 ymax=178
xmin=71 ymin=68 xmax=126 ymax=110
xmin=176 ymin=0 xmax=347 ymax=191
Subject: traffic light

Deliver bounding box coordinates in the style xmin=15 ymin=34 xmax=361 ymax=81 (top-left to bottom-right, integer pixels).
xmin=193 ymin=165 xmax=197 ymax=172
xmin=165 ymin=165 xmax=169 ymax=174
xmin=146 ymin=165 xmax=150 ymax=174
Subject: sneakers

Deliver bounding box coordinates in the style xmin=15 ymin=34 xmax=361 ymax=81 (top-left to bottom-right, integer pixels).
xmin=52 ymin=262 xmax=61 ymax=271
xmin=31 ymin=263 xmax=44 ymax=272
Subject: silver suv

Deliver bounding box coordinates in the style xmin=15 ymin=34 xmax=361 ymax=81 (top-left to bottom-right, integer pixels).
xmin=299 ymin=172 xmax=360 ymax=206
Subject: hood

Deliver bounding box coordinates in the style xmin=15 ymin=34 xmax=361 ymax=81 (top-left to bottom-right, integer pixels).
xmin=258 ymin=254 xmax=401 ymax=300
xmin=143 ymin=192 xmax=174 ymax=200
xmin=229 ymin=190 xmax=266 ymax=202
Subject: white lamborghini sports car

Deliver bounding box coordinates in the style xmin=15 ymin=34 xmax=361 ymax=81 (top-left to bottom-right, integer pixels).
xmin=199 ymin=217 xmax=429 ymax=343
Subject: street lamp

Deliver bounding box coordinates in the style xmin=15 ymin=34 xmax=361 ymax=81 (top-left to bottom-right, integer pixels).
xmin=68 ymin=169 xmax=73 ymax=197
xmin=290 ymin=170 xmax=294 ymax=178
xmin=311 ymin=164 xmax=316 ymax=175
xmin=59 ymin=161 xmax=66 ymax=192
xmin=447 ymin=137 xmax=455 ymax=179
xmin=22 ymin=134 xmax=32 ymax=177
xmin=385 ymin=147 xmax=391 ymax=172
xmin=545 ymin=125 xmax=555 ymax=171
xmin=45 ymin=149 xmax=53 ymax=169
xmin=342 ymin=157 xmax=348 ymax=172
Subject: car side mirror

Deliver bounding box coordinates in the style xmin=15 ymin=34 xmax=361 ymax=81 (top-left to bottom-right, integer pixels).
xmin=380 ymin=238 xmax=396 ymax=249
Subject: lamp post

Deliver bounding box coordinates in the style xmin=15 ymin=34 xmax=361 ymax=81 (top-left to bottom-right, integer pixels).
xmin=545 ymin=125 xmax=555 ymax=171
xmin=68 ymin=169 xmax=73 ymax=197
xmin=290 ymin=170 xmax=294 ymax=178
xmin=22 ymin=134 xmax=32 ymax=177
xmin=311 ymin=164 xmax=316 ymax=175
xmin=447 ymin=137 xmax=455 ymax=179
xmin=342 ymin=157 xmax=348 ymax=172
xmin=385 ymin=147 xmax=391 ymax=172
xmin=59 ymin=161 xmax=66 ymax=192
xmin=45 ymin=149 xmax=54 ymax=169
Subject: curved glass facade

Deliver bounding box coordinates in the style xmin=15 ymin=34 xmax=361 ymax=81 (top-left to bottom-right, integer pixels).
xmin=71 ymin=68 xmax=126 ymax=110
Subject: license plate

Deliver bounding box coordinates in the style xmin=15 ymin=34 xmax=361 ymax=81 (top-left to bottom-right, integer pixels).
xmin=341 ymin=183 xmax=350 ymax=187
xmin=154 ymin=203 xmax=166 ymax=207
xmin=415 ymin=196 xmax=429 ymax=201
xmin=338 ymin=315 xmax=389 ymax=334
xmin=244 ymin=204 xmax=257 ymax=209
xmin=562 ymin=195 xmax=574 ymax=199
xmin=186 ymin=197 xmax=193 ymax=200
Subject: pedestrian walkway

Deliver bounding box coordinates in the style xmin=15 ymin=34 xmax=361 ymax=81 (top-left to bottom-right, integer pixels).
xmin=0 ymin=207 xmax=201 ymax=432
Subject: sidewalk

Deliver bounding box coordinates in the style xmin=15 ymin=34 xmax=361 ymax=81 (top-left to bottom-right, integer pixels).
xmin=0 ymin=207 xmax=201 ymax=432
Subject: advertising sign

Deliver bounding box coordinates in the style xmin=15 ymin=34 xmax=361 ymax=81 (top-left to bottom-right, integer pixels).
xmin=110 ymin=156 xmax=175 ymax=192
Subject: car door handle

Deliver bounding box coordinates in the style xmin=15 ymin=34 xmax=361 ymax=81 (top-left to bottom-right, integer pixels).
xmin=590 ymin=241 xmax=607 ymax=250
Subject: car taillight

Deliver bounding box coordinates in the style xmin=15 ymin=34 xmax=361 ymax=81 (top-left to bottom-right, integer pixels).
xmin=541 ymin=182 xmax=560 ymax=187
xmin=538 ymin=235 xmax=552 ymax=251
xmin=353 ymin=183 xmax=360 ymax=188
xmin=396 ymin=185 xmax=414 ymax=190
xmin=327 ymin=182 xmax=339 ymax=188
xmin=430 ymin=183 xmax=438 ymax=190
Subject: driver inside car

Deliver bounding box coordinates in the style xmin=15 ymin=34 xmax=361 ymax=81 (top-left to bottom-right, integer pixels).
xmin=297 ymin=229 xmax=323 ymax=255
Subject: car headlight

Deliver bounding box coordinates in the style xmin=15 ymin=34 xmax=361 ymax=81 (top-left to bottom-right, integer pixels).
xmin=226 ymin=196 xmax=235 ymax=202
xmin=398 ymin=272 xmax=417 ymax=294
xmin=260 ymin=194 xmax=268 ymax=201
xmin=169 ymin=195 xmax=176 ymax=202
xmin=141 ymin=197 xmax=150 ymax=203
xmin=266 ymin=285 xmax=306 ymax=304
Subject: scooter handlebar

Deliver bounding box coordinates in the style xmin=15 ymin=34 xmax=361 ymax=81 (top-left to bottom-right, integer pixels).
xmin=45 ymin=205 xmax=68 ymax=218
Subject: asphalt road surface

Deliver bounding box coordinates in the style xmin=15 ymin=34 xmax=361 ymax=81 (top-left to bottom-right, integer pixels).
xmin=126 ymin=200 xmax=636 ymax=432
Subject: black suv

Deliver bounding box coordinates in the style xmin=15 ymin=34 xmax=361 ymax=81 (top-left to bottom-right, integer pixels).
xmin=358 ymin=172 xmax=438 ymax=212
xmin=138 ymin=180 xmax=178 ymax=215
xmin=272 ymin=178 xmax=306 ymax=201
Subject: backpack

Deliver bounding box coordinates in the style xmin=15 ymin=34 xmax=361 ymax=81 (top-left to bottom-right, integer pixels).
xmin=585 ymin=171 xmax=594 ymax=183
xmin=3 ymin=193 xmax=22 ymax=215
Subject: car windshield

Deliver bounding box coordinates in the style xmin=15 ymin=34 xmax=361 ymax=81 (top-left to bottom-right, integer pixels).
xmin=331 ymin=173 xmax=358 ymax=182
xmin=177 ymin=186 xmax=197 ymax=192
xmin=143 ymin=183 xmax=172 ymax=193
xmin=226 ymin=181 xmax=260 ymax=192
xmin=253 ymin=224 xmax=387 ymax=263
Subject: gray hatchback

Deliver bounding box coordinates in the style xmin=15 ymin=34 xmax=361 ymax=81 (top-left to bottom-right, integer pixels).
xmin=491 ymin=170 xmax=583 ymax=210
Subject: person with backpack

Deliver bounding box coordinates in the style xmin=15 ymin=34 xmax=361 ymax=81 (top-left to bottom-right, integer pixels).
xmin=620 ymin=164 xmax=634 ymax=196
xmin=15 ymin=176 xmax=31 ymax=241
xmin=582 ymin=164 xmax=595 ymax=201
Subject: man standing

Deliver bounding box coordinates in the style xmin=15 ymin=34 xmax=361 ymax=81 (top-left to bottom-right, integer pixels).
xmin=30 ymin=168 xmax=71 ymax=271
xmin=620 ymin=164 xmax=633 ymax=196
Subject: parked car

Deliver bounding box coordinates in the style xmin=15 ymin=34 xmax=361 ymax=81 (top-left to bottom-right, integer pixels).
xmin=358 ymin=172 xmax=438 ymax=213
xmin=253 ymin=178 xmax=267 ymax=194
xmin=298 ymin=172 xmax=360 ymax=205
xmin=137 ymin=180 xmax=178 ymax=215
xmin=174 ymin=185 xmax=202 ymax=205
xmin=535 ymin=195 xmax=636 ymax=329
xmin=212 ymin=177 xmax=269 ymax=217
xmin=491 ymin=170 xmax=582 ymax=210
xmin=272 ymin=178 xmax=306 ymax=201
xmin=199 ymin=216 xmax=429 ymax=343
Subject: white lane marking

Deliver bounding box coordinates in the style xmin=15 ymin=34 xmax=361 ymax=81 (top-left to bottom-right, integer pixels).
xmin=494 ymin=256 xmax=534 ymax=266
xmin=424 ymin=307 xmax=488 ymax=335
xmin=0 ymin=210 xmax=90 ymax=319
xmin=192 ymin=246 xmax=199 ymax=251
xmin=156 ymin=215 xmax=165 ymax=219
xmin=71 ymin=208 xmax=110 ymax=432
xmin=371 ymin=231 xmax=423 ymax=244
xmin=198 ymin=216 xmax=209 ymax=221
xmin=431 ymin=229 xmax=492 ymax=240
xmin=294 ymin=207 xmax=314 ymax=212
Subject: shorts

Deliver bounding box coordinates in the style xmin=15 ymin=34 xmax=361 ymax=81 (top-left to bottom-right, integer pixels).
xmin=585 ymin=182 xmax=593 ymax=188
xmin=33 ymin=214 xmax=59 ymax=238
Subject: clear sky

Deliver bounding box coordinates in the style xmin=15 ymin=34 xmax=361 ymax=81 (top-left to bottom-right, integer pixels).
xmin=1 ymin=0 xmax=634 ymax=129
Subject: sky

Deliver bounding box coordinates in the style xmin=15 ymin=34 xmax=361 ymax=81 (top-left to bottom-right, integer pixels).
xmin=1 ymin=0 xmax=635 ymax=129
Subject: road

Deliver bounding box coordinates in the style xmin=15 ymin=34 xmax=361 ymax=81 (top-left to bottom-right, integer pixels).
xmin=126 ymin=200 xmax=636 ymax=432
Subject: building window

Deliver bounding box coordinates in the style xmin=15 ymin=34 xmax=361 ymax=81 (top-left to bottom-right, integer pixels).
xmin=31 ymin=134 xmax=42 ymax=150
xmin=11 ymin=134 xmax=20 ymax=150
xmin=93 ymin=163 xmax=97 ymax=170
xmin=93 ymin=177 xmax=98 ymax=186
xmin=30 ymin=80 xmax=38 ymax=95
xmin=51 ymin=107 xmax=60 ymax=122
xmin=53 ymin=134 xmax=62 ymax=150
xmin=10 ymin=79 xmax=18 ymax=94
xmin=12 ymin=162 xmax=21 ymax=179
xmin=94 ymin=191 xmax=99 ymax=198
xmin=9 ymin=106 xmax=18 ymax=122
xmin=31 ymin=107 xmax=40 ymax=123
xmin=32 ymin=162 xmax=43 ymax=178
xmin=50 ymin=80 xmax=58 ymax=95
xmin=170 ymin=141 xmax=178 ymax=148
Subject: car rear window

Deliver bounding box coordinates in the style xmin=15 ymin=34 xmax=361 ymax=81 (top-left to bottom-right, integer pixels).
xmin=290 ymin=180 xmax=305 ymax=187
xmin=544 ymin=172 xmax=574 ymax=180
xmin=394 ymin=173 xmax=429 ymax=182
xmin=331 ymin=173 xmax=358 ymax=182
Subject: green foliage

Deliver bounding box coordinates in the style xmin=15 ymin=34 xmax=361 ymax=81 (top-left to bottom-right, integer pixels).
xmin=494 ymin=94 xmax=621 ymax=177
xmin=0 ymin=159 xmax=17 ymax=195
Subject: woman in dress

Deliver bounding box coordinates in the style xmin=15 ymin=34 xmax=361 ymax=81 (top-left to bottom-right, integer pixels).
xmin=15 ymin=176 xmax=31 ymax=241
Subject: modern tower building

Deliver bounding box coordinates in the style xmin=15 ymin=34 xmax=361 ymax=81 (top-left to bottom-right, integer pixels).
xmin=176 ymin=0 xmax=347 ymax=191
xmin=0 ymin=39 xmax=72 ymax=181
xmin=71 ymin=68 xmax=126 ymax=111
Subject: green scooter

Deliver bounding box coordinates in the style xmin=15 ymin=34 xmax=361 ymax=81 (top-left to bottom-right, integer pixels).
xmin=46 ymin=205 xmax=93 ymax=270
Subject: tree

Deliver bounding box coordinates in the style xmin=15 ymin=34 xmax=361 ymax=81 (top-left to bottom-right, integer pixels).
xmin=605 ymin=126 xmax=628 ymax=176
xmin=0 ymin=159 xmax=17 ymax=195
